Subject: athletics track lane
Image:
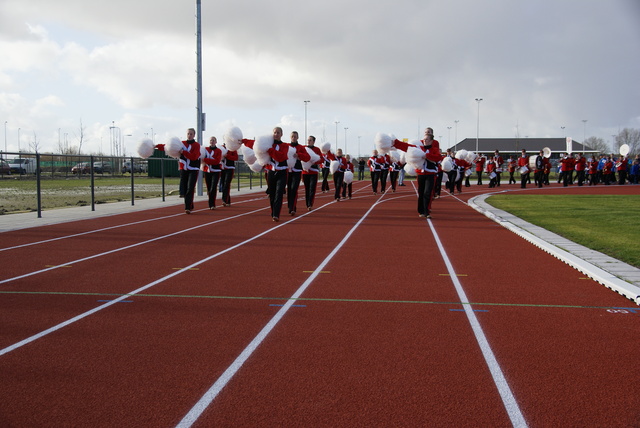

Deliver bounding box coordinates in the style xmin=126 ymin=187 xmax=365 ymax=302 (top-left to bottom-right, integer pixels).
xmin=0 ymin=181 xmax=638 ymax=426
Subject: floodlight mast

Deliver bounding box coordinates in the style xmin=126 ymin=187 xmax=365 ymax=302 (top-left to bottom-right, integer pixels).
xmin=196 ymin=0 xmax=204 ymax=195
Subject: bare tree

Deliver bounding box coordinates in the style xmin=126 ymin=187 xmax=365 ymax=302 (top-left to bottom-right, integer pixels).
xmin=615 ymin=128 xmax=640 ymax=155
xmin=75 ymin=119 xmax=86 ymax=154
xmin=30 ymin=131 xmax=42 ymax=153
xmin=583 ymin=136 xmax=609 ymax=154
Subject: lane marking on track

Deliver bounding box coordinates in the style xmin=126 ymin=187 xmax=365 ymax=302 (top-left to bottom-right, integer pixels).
xmin=0 ymin=195 xmax=268 ymax=252
xmin=174 ymin=193 xmax=386 ymax=428
xmin=303 ymin=270 xmax=330 ymax=273
xmin=439 ymin=273 xmax=468 ymax=276
xmin=172 ymin=268 xmax=200 ymax=271
xmin=427 ymin=218 xmax=528 ymax=428
xmin=0 ymin=206 xmax=269 ymax=286
xmin=0 ymin=197 xmax=345 ymax=357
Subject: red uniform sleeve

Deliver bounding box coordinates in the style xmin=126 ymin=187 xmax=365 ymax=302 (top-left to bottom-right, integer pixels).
xmin=268 ymin=143 xmax=289 ymax=162
xmin=241 ymin=139 xmax=255 ymax=149
xmin=392 ymin=139 xmax=415 ymax=152
xmin=155 ymin=144 xmax=165 ymax=151
xmin=325 ymin=151 xmax=336 ymax=161
xmin=296 ymin=144 xmax=311 ymax=162
xmin=183 ymin=142 xmax=201 ymax=161
xmin=203 ymin=148 xmax=222 ymax=166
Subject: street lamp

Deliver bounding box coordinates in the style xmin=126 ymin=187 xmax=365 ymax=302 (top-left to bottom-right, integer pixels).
xmin=18 ymin=128 xmax=21 ymax=153
xmin=344 ymin=127 xmax=349 ymax=154
xmin=447 ymin=126 xmax=452 ymax=148
xmin=334 ymin=121 xmax=340 ymax=150
xmin=561 ymin=126 xmax=565 ymax=137
xmin=304 ymin=100 xmax=310 ymax=143
xmin=358 ymin=136 xmax=361 ymax=158
xmin=582 ymin=120 xmax=587 ymax=142
xmin=475 ymin=98 xmax=483 ymax=153
xmin=4 ymin=121 xmax=7 ymax=154
xmin=454 ymin=120 xmax=459 ymax=151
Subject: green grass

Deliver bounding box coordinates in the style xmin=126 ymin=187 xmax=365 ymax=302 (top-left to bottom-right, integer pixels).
xmin=486 ymin=194 xmax=640 ymax=268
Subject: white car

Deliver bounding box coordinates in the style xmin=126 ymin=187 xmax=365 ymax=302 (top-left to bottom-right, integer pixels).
xmin=8 ymin=158 xmax=38 ymax=175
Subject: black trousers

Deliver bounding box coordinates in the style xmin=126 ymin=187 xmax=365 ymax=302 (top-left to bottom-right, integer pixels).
xmin=417 ymin=174 xmax=436 ymax=216
xmin=220 ymin=169 xmax=234 ymax=205
xmin=303 ymin=173 xmax=318 ymax=208
xmin=267 ymin=169 xmax=287 ymax=218
xmin=204 ymin=171 xmax=221 ymax=208
xmin=287 ymin=170 xmax=302 ymax=213
xmin=181 ymin=169 xmax=199 ymax=210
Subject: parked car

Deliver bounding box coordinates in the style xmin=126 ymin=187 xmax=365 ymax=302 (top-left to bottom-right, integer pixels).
xmin=8 ymin=157 xmax=38 ymax=174
xmin=122 ymin=161 xmax=148 ymax=173
xmin=71 ymin=162 xmax=91 ymax=174
xmin=93 ymin=162 xmax=112 ymax=174
xmin=0 ymin=160 xmax=11 ymax=175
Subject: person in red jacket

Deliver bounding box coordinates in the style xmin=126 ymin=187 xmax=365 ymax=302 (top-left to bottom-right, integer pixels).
xmin=392 ymin=127 xmax=441 ymax=218
xmin=587 ymin=156 xmax=598 ymax=186
xmin=367 ymin=150 xmax=385 ymax=194
xmin=220 ymin=143 xmax=238 ymax=207
xmin=326 ymin=148 xmax=349 ymax=201
xmin=507 ymin=156 xmax=517 ymax=184
xmin=574 ymin=153 xmax=587 ymax=186
xmin=260 ymin=127 xmax=290 ymax=221
xmin=616 ymin=155 xmax=628 ymax=185
xmin=493 ymin=150 xmax=505 ymax=187
xmin=342 ymin=154 xmax=354 ymax=199
xmin=559 ymin=153 xmax=575 ymax=187
xmin=286 ymin=131 xmax=311 ymax=215
xmin=202 ymin=136 xmax=223 ymax=210
xmin=302 ymin=135 xmax=324 ymax=211
xmin=486 ymin=156 xmax=497 ymax=188
xmin=177 ymin=128 xmax=201 ymax=214
xmin=475 ymin=154 xmax=486 ymax=185
xmin=517 ymin=149 xmax=530 ymax=189
xmin=602 ymin=155 xmax=614 ymax=185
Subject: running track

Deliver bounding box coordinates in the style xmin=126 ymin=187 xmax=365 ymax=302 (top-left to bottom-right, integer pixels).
xmin=0 ymin=180 xmax=639 ymax=427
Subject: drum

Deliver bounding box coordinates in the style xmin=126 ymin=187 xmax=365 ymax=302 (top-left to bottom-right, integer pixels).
xmin=464 ymin=169 xmax=472 ymax=177
xmin=528 ymin=157 xmax=537 ymax=170
xmin=519 ymin=166 xmax=529 ymax=174
xmin=489 ymin=171 xmax=497 ymax=179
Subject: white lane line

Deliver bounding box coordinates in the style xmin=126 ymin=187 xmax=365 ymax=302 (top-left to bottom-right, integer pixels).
xmin=0 ymin=207 xmax=268 ymax=286
xmin=175 ymin=195 xmax=384 ymax=428
xmin=0 ymin=200 xmax=334 ymax=357
xmin=426 ymin=219 xmax=528 ymax=428
xmin=0 ymin=196 xmax=268 ymax=252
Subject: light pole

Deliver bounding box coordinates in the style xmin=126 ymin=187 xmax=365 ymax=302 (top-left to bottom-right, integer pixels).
xmin=4 ymin=121 xmax=7 ymax=154
xmin=304 ymin=100 xmax=310 ymax=143
xmin=582 ymin=120 xmax=587 ymax=142
xmin=475 ymin=98 xmax=483 ymax=153
xmin=454 ymin=120 xmax=459 ymax=151
xmin=447 ymin=126 xmax=452 ymax=149
xmin=334 ymin=121 xmax=340 ymax=150
xmin=151 ymin=128 xmax=154 ymax=144
xmin=18 ymin=128 xmax=21 ymax=153
xmin=358 ymin=136 xmax=361 ymax=158
xmin=344 ymin=127 xmax=348 ymax=154
xmin=561 ymin=126 xmax=565 ymax=137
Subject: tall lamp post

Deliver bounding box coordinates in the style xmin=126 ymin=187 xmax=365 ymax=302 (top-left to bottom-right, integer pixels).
xmin=304 ymin=100 xmax=310 ymax=143
xmin=18 ymin=128 xmax=21 ymax=153
xmin=334 ymin=121 xmax=340 ymax=150
xmin=447 ymin=126 xmax=452 ymax=149
xmin=454 ymin=120 xmax=459 ymax=151
xmin=475 ymin=98 xmax=483 ymax=153
xmin=344 ymin=127 xmax=348 ymax=154
xmin=582 ymin=119 xmax=587 ymax=142
xmin=3 ymin=121 xmax=7 ymax=154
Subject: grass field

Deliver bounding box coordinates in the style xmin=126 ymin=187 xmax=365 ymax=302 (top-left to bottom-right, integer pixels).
xmin=486 ymin=194 xmax=640 ymax=268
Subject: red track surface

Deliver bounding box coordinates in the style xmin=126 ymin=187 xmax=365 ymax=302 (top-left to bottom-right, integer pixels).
xmin=1 ymin=181 xmax=639 ymax=427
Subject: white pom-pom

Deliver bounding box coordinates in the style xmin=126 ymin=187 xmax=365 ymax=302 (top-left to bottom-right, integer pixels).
xmin=241 ymin=145 xmax=257 ymax=165
xmin=375 ymin=132 xmax=393 ymax=154
xmin=254 ymin=135 xmax=274 ymax=166
xmin=321 ymin=142 xmax=331 ymax=154
xmin=389 ymin=149 xmax=401 ymax=163
xmin=301 ymin=147 xmax=321 ymax=171
xmin=223 ymin=126 xmax=243 ymax=151
xmin=344 ymin=171 xmax=354 ymax=184
xmin=249 ymin=162 xmax=264 ymax=173
xmin=403 ymin=164 xmax=417 ymax=176
xmin=404 ymin=146 xmax=426 ymax=173
xmin=166 ymin=137 xmax=183 ymax=159
xmin=287 ymin=145 xmax=297 ymax=170
xmin=465 ymin=151 xmax=477 ymax=163
xmin=441 ymin=172 xmax=449 ymax=183
xmin=442 ymin=157 xmax=454 ymax=172
xmin=136 ymin=138 xmax=155 ymax=159
xmin=455 ymin=149 xmax=468 ymax=160
xmin=330 ymin=160 xmax=339 ymax=174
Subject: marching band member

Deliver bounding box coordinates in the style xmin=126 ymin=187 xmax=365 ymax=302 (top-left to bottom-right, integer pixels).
xmin=616 ymin=154 xmax=628 ymax=185
xmin=326 ymin=148 xmax=348 ymax=201
xmin=533 ymin=149 xmax=548 ymax=188
xmin=575 ymin=153 xmax=587 ymax=186
xmin=342 ymin=154 xmax=354 ymax=199
xmin=493 ymin=150 xmax=504 ymax=186
xmin=453 ymin=155 xmax=471 ymax=193
xmin=445 ymin=149 xmax=457 ymax=194
xmin=380 ymin=152 xmax=391 ymax=193
xmin=517 ymin=149 xmax=530 ymax=189
xmin=220 ymin=143 xmax=238 ymax=207
xmin=602 ymin=155 xmax=614 ymax=185
xmin=507 ymin=156 xmax=517 ymax=184
xmin=202 ymin=136 xmax=223 ymax=210
xmin=302 ymin=135 xmax=324 ymax=210
xmin=388 ymin=152 xmax=404 ymax=192
xmin=321 ymin=157 xmax=331 ymax=193
xmin=560 ymin=153 xmax=575 ymax=187
xmin=486 ymin=156 xmax=497 ymax=188
xmin=286 ymin=131 xmax=311 ymax=215
xmin=367 ymin=150 xmax=384 ymax=194
xmin=392 ymin=127 xmax=441 ymax=218
xmin=588 ymin=156 xmax=599 ymax=186
xmin=475 ymin=153 xmax=486 ymax=185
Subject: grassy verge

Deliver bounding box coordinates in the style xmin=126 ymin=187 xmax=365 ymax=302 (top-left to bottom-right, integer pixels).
xmin=486 ymin=194 xmax=640 ymax=268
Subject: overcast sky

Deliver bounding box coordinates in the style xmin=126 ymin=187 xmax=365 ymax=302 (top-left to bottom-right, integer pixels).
xmin=1 ymin=0 xmax=639 ymax=157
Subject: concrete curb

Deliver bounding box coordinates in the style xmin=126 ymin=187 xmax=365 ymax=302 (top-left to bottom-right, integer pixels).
xmin=469 ymin=193 xmax=640 ymax=306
